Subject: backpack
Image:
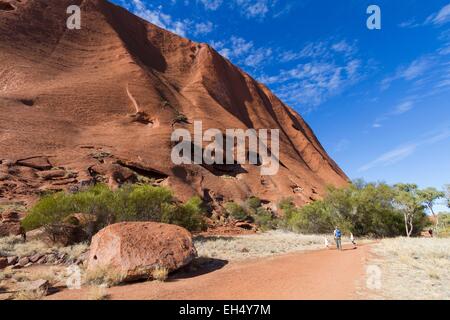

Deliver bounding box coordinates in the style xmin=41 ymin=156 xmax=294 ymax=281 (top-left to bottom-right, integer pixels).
xmin=335 ymin=229 xmax=341 ymax=238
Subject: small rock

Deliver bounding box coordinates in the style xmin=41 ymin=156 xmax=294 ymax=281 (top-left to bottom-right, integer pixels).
xmin=7 ymin=256 xmax=18 ymax=265
xmin=29 ymin=253 xmax=44 ymax=263
xmin=36 ymin=256 xmax=47 ymax=264
xmin=46 ymin=254 xmax=56 ymax=264
xmin=18 ymin=257 xmax=30 ymax=267
xmin=235 ymin=222 xmax=255 ymax=230
xmin=37 ymin=169 xmax=67 ymax=180
xmin=19 ymin=279 xmax=49 ymax=293
xmin=0 ymin=257 xmax=8 ymax=269
xmin=24 ymin=262 xmax=33 ymax=268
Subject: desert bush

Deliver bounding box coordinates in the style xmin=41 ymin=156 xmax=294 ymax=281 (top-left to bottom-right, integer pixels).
xmin=22 ymin=184 xmax=207 ymax=239
xmin=281 ymin=181 xmax=429 ymax=237
xmin=254 ymin=207 xmax=277 ymax=231
xmin=224 ymin=202 xmax=248 ymax=221
xmin=85 ymin=267 xmax=125 ymax=288
xmin=13 ymin=287 xmax=48 ymax=300
xmin=161 ymin=197 xmax=207 ymax=232
xmin=245 ymin=197 xmax=261 ymax=214
xmin=151 ymin=266 xmax=169 ymax=282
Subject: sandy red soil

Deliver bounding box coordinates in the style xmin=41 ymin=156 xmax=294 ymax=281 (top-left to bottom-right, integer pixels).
xmin=48 ymin=243 xmax=373 ymax=300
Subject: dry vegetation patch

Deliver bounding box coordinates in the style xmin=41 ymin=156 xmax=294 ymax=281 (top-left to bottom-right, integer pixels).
xmin=367 ymin=237 xmax=450 ymax=300
xmin=194 ymin=230 xmax=342 ymax=261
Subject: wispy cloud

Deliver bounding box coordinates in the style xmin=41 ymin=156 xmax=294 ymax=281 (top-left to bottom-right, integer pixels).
xmin=234 ymin=0 xmax=276 ymax=19
xmin=198 ymin=0 xmax=223 ymax=11
xmin=194 ymin=21 xmax=214 ymax=35
xmin=372 ymin=100 xmax=415 ymax=128
xmin=359 ymin=126 xmax=450 ymax=172
xmin=125 ymin=0 xmax=191 ymax=36
xmin=381 ymin=56 xmax=434 ymax=90
xmin=399 ymin=4 xmax=450 ymax=28
xmin=425 ymin=4 xmax=450 ymax=26
xmin=211 ymin=36 xmax=273 ymax=69
xmin=257 ymin=39 xmax=364 ymax=111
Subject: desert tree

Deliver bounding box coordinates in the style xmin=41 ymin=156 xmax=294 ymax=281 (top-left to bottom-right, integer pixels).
xmin=394 ymin=184 xmax=423 ymax=237
xmin=418 ymin=187 xmax=445 ymax=232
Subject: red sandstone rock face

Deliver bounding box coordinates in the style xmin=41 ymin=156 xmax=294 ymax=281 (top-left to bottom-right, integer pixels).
xmin=87 ymin=222 xmax=197 ymax=281
xmin=0 ymin=0 xmax=348 ymax=209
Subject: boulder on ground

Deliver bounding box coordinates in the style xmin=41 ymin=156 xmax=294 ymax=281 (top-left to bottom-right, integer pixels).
xmin=87 ymin=222 xmax=197 ymax=282
xmin=18 ymin=279 xmax=49 ymax=293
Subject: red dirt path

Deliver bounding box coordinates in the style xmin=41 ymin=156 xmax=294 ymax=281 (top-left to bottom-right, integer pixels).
xmin=48 ymin=243 xmax=373 ymax=300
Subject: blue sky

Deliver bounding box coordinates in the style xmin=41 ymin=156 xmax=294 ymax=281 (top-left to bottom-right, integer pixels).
xmin=112 ymin=0 xmax=450 ymax=211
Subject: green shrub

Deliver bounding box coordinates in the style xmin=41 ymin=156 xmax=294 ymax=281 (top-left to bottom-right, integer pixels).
xmin=245 ymin=197 xmax=261 ymax=214
xmin=281 ymin=181 xmax=430 ymax=237
xmin=161 ymin=197 xmax=207 ymax=231
xmin=22 ymin=184 xmax=206 ymax=236
xmin=224 ymin=202 xmax=248 ymax=221
xmin=254 ymin=207 xmax=277 ymax=231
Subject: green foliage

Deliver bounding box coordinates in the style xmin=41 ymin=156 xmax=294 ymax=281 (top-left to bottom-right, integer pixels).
xmin=22 ymin=184 xmax=206 ymax=235
xmin=281 ymin=181 xmax=430 ymax=237
xmin=245 ymin=197 xmax=261 ymax=213
xmin=438 ymin=212 xmax=450 ymax=237
xmin=224 ymin=197 xmax=277 ymax=230
xmin=224 ymin=202 xmax=248 ymax=221
xmin=254 ymin=207 xmax=277 ymax=231
xmin=161 ymin=197 xmax=207 ymax=232
xmin=445 ymin=185 xmax=450 ymax=208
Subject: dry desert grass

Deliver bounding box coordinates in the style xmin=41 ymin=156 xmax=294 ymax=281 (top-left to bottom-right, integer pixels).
xmin=368 ymin=237 xmax=450 ymax=300
xmin=0 ymin=236 xmax=89 ymax=261
xmin=194 ymin=230 xmax=354 ymax=261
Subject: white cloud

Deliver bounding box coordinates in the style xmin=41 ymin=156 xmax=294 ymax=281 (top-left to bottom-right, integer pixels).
xmin=381 ymin=56 xmax=434 ymax=90
xmin=358 ymin=126 xmax=450 ymax=172
xmin=199 ymin=0 xmax=223 ymax=11
xmin=331 ymin=40 xmax=357 ymax=56
xmin=359 ymin=144 xmax=417 ymax=172
xmin=392 ymin=101 xmax=414 ymax=115
xmin=258 ymin=39 xmax=364 ymax=110
xmin=234 ymin=0 xmax=276 ymax=19
xmin=211 ymin=36 xmax=272 ymax=69
xmin=426 ymin=4 xmax=450 ymax=26
xmin=128 ymin=0 xmax=191 ymax=36
xmin=194 ymin=21 xmax=214 ymax=35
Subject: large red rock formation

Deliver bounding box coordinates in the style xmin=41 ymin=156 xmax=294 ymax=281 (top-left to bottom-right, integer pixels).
xmin=0 ymin=0 xmax=348 ymax=210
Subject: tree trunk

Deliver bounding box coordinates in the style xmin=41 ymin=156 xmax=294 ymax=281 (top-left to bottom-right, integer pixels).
xmin=429 ymin=205 xmax=439 ymax=233
xmin=404 ymin=213 xmax=410 ymax=237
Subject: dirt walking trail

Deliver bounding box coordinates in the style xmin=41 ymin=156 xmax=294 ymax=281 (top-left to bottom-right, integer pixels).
xmin=49 ymin=243 xmax=372 ymax=300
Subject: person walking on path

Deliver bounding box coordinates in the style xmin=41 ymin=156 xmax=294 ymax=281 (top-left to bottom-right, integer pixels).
xmin=350 ymin=233 xmax=357 ymax=248
xmin=324 ymin=237 xmax=330 ymax=249
xmin=334 ymin=226 xmax=342 ymax=250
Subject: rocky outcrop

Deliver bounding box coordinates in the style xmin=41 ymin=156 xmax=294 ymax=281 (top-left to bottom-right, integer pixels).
xmin=0 ymin=0 xmax=348 ymax=212
xmin=0 ymin=210 xmax=24 ymax=238
xmin=87 ymin=222 xmax=197 ymax=281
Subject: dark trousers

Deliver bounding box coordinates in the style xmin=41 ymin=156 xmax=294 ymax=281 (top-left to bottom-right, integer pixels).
xmin=335 ymin=238 xmax=342 ymax=250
